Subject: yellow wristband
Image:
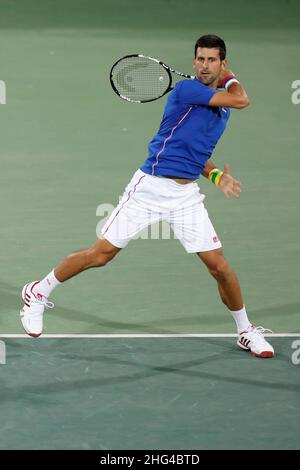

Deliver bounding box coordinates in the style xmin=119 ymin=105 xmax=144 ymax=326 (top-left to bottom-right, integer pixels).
xmin=208 ymin=168 xmax=223 ymax=186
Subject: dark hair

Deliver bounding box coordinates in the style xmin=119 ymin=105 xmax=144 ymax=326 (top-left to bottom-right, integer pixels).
xmin=194 ymin=34 xmax=226 ymax=60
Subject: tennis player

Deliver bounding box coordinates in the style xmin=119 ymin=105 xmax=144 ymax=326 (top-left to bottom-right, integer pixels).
xmin=20 ymin=34 xmax=274 ymax=357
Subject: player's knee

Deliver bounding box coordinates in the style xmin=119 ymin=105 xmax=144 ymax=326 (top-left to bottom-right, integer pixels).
xmin=93 ymin=255 xmax=109 ymax=267
xmin=208 ymin=259 xmax=232 ymax=281
xmin=92 ymin=252 xmax=114 ymax=267
xmin=89 ymin=246 xmax=119 ymax=268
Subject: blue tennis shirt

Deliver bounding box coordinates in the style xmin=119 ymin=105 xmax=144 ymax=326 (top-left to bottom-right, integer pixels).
xmin=140 ymin=79 xmax=230 ymax=179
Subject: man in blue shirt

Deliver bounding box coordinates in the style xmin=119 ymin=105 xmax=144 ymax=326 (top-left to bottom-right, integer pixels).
xmin=142 ymin=75 xmax=230 ymax=180
xmin=20 ymin=35 xmax=274 ymax=358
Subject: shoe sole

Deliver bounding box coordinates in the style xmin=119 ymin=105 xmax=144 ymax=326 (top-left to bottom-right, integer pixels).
xmin=251 ymin=351 xmax=274 ymax=358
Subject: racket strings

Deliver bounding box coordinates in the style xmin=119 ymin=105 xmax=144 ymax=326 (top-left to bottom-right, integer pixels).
xmin=111 ymin=56 xmax=170 ymax=101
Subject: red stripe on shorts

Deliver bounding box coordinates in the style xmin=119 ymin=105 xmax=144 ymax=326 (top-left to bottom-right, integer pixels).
xmin=103 ymin=174 xmax=146 ymax=236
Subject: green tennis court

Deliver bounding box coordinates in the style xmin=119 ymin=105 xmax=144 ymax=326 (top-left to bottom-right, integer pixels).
xmin=0 ymin=0 xmax=300 ymax=450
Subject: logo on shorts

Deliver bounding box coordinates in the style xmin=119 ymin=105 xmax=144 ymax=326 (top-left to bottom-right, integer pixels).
xmin=213 ymin=236 xmax=219 ymax=243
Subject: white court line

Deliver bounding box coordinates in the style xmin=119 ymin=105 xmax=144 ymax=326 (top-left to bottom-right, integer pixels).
xmin=0 ymin=333 xmax=299 ymax=338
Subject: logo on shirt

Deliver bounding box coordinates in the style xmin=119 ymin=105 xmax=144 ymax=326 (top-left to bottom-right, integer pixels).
xmin=213 ymin=236 xmax=219 ymax=243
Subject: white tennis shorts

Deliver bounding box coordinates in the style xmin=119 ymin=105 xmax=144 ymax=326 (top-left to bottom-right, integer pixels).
xmin=101 ymin=169 xmax=222 ymax=253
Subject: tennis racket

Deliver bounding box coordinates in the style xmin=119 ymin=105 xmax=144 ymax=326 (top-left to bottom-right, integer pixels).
xmin=109 ymin=54 xmax=193 ymax=103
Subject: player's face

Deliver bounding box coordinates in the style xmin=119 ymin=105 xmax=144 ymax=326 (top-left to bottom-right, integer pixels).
xmin=193 ymin=47 xmax=225 ymax=87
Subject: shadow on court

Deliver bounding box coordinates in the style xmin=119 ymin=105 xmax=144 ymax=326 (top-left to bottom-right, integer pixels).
xmin=0 ymin=338 xmax=299 ymax=450
xmin=1 ymin=280 xmax=300 ymax=334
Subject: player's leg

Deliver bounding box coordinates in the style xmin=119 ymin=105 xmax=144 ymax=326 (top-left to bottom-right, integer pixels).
xmin=20 ymin=238 xmax=121 ymax=337
xmin=20 ymin=169 xmax=161 ymax=337
xmin=198 ymin=247 xmax=252 ymax=336
xmin=29 ymin=237 xmax=121 ymax=304
xmin=170 ymin=203 xmax=250 ymax=331
xmin=54 ymin=237 xmax=121 ymax=282
xmin=170 ymin=191 xmax=274 ymax=358
xmin=198 ymin=248 xmax=274 ymax=357
xmin=197 ymin=248 xmax=244 ymax=311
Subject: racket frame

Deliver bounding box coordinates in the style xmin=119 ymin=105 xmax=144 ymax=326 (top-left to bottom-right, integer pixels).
xmin=109 ymin=53 xmax=193 ymax=103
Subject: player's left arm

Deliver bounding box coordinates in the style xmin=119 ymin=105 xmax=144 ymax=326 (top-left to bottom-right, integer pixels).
xmin=202 ymin=159 xmax=241 ymax=199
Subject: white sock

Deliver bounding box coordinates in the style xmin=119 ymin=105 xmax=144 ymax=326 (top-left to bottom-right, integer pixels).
xmin=33 ymin=270 xmax=61 ymax=298
xmin=229 ymin=305 xmax=251 ymax=333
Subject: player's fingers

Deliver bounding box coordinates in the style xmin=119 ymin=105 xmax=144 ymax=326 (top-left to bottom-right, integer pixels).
xmin=233 ymin=185 xmax=241 ymax=198
xmin=225 ymin=186 xmax=232 ymax=198
xmin=225 ymin=181 xmax=241 ymax=198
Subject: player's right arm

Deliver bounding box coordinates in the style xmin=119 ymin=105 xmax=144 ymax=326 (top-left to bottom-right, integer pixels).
xmin=176 ymin=74 xmax=249 ymax=109
xmin=209 ymin=83 xmax=249 ymax=109
xmin=209 ymin=69 xmax=250 ymax=109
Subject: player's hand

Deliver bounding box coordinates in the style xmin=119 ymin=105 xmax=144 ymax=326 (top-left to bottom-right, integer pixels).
xmin=218 ymin=163 xmax=241 ymax=199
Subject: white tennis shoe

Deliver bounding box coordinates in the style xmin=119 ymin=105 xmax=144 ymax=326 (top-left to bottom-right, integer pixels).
xmin=20 ymin=281 xmax=54 ymax=337
xmin=237 ymin=325 xmax=274 ymax=358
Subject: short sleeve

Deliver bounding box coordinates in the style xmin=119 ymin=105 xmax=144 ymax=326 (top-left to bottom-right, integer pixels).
xmin=176 ymin=79 xmax=218 ymax=106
